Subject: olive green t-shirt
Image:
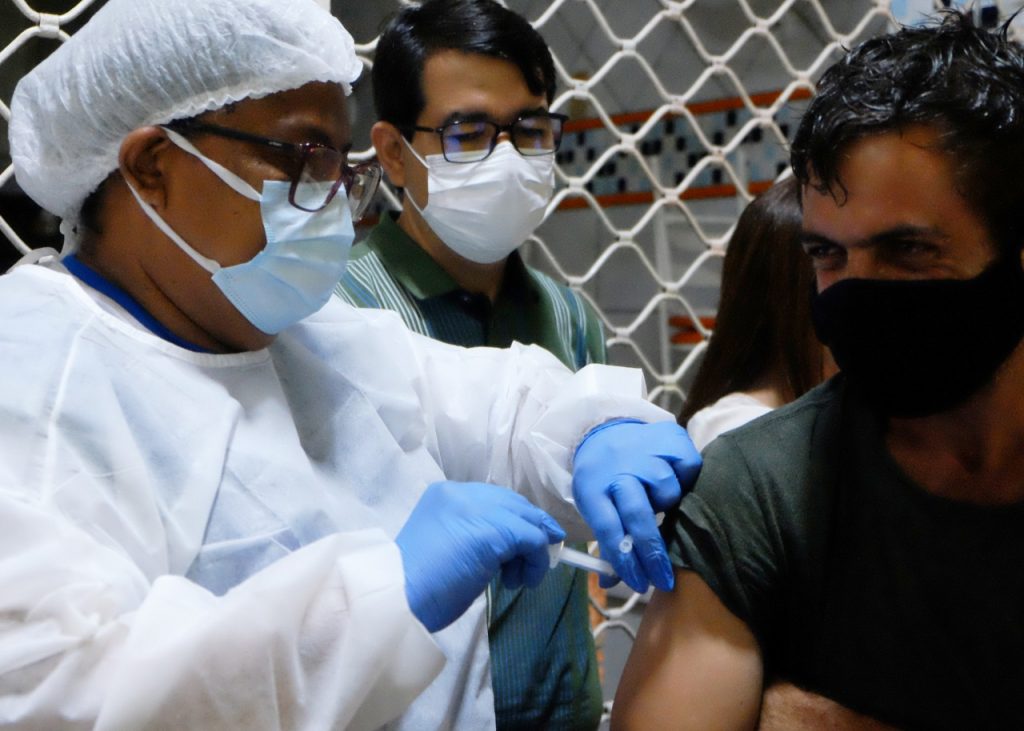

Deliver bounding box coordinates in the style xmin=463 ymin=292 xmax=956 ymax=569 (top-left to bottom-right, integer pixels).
xmin=668 ymin=377 xmax=1024 ymax=729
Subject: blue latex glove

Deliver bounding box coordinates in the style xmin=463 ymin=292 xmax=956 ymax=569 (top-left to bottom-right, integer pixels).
xmin=396 ymin=481 xmax=566 ymax=633
xmin=572 ymin=419 xmax=701 ymax=593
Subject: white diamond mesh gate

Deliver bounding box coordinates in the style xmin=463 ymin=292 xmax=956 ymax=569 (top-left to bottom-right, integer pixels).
xmin=0 ymin=0 xmax=1014 ymax=721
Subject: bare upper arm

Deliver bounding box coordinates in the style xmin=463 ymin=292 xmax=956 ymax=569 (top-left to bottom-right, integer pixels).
xmin=611 ymin=569 xmax=764 ymax=731
xmin=759 ymin=682 xmax=902 ymax=730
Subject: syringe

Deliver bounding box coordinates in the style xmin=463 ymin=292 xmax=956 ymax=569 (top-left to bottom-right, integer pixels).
xmin=548 ymin=513 xmax=662 ymax=578
xmin=548 ymin=542 xmax=617 ymax=578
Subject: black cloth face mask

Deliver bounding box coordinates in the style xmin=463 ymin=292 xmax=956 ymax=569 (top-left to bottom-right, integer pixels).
xmin=811 ymin=254 xmax=1024 ymax=418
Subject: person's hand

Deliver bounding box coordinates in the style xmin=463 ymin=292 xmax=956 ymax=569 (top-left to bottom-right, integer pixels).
xmin=572 ymin=419 xmax=701 ymax=593
xmin=395 ymin=481 xmax=565 ymax=633
xmin=758 ymin=682 xmax=902 ymax=730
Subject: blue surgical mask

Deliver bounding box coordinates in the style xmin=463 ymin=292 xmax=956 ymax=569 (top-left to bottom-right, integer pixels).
xmin=126 ymin=127 xmax=355 ymax=334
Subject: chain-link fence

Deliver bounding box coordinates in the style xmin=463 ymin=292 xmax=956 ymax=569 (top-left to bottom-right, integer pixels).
xmin=0 ymin=0 xmax=1015 ymax=722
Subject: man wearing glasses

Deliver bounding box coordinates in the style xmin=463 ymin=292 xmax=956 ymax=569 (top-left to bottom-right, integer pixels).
xmin=336 ymin=1 xmax=606 ymax=729
xmin=0 ymin=0 xmax=700 ymax=728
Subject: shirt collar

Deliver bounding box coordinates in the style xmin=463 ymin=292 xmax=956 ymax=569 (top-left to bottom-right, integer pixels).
xmin=63 ymin=254 xmax=212 ymax=353
xmin=364 ymin=212 xmax=536 ymax=305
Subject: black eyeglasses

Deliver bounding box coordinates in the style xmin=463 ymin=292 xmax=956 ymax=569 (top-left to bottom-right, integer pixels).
xmin=164 ymin=120 xmax=382 ymax=219
xmin=404 ymin=111 xmax=568 ymax=163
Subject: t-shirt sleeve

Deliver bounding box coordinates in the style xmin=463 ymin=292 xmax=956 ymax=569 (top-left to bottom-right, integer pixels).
xmin=665 ymin=431 xmax=786 ymax=650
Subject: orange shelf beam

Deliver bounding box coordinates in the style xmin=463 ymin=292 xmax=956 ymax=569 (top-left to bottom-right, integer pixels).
xmin=556 ymin=178 xmax=774 ymax=211
xmin=668 ymin=315 xmax=716 ymax=345
xmin=563 ymin=87 xmax=812 ymax=133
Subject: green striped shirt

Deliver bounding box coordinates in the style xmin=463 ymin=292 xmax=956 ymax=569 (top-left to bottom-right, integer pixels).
xmin=335 ymin=213 xmax=605 ymax=731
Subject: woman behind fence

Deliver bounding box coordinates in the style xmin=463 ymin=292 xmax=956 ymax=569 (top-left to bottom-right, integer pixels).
xmin=679 ymin=176 xmax=834 ymax=451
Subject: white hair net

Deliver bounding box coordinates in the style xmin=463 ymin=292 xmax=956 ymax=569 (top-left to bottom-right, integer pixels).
xmin=9 ymin=0 xmax=361 ymax=241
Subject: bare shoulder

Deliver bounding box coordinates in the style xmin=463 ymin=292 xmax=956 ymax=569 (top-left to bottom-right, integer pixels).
xmin=612 ymin=570 xmax=764 ymax=731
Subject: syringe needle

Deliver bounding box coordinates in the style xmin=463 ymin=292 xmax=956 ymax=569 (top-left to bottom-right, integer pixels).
xmin=548 ymin=542 xmax=616 ymax=577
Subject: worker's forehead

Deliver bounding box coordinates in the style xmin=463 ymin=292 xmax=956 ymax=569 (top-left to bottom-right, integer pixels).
xmin=202 ymin=83 xmax=352 ymax=145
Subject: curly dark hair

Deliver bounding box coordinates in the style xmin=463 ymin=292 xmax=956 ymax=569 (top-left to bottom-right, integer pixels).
xmin=790 ymin=10 xmax=1024 ymax=256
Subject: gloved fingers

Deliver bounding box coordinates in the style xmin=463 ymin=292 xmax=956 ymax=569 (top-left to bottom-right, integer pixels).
xmin=496 ymin=514 xmax=554 ymax=589
xmin=632 ymin=455 xmax=684 ymax=513
xmin=644 ymin=420 xmax=698 ymax=454
xmin=493 ymin=512 xmax=558 ymax=568
xmin=609 ymin=474 xmax=674 ymax=592
xmin=487 ymin=487 xmax=567 ymax=543
xmin=531 ymin=510 xmax=566 ymax=544
xmin=598 ymin=572 xmax=622 ymax=589
xmin=572 ymin=483 xmax=627 ymax=559
xmin=640 ymin=423 xmax=702 ymax=508
xmin=573 ymin=429 xmax=688 ymax=514
xmin=659 ymin=428 xmax=703 ymax=491
xmin=518 ymin=542 xmax=552 ymax=588
xmin=668 ymin=455 xmax=701 ymax=498
xmin=501 ymin=558 xmax=526 ymax=589
xmin=586 ymin=422 xmax=701 ymax=503
xmin=632 ymin=533 xmax=674 ymax=592
xmin=604 ymin=541 xmax=647 ymax=594
xmin=499 ymin=551 xmax=549 ymax=590
xmin=583 ymin=477 xmax=647 ymax=593
xmin=571 ymin=484 xmax=646 ymax=591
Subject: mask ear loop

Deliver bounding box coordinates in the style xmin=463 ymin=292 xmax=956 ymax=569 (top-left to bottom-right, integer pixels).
xmin=400 ymin=136 xmax=431 ymax=215
xmin=399 ymin=135 xmax=507 ymax=214
xmin=126 ymin=127 xmax=267 ymax=275
xmin=161 ymin=127 xmax=262 ymax=202
xmin=126 ymin=182 xmax=222 ymax=274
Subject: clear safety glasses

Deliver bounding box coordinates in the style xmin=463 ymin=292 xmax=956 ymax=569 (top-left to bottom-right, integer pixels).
xmin=404 ymin=111 xmax=569 ymax=164
xmin=164 ymin=119 xmax=382 ymax=220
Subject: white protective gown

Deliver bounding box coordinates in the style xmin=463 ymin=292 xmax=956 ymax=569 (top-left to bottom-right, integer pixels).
xmin=0 ymin=262 xmax=671 ymax=730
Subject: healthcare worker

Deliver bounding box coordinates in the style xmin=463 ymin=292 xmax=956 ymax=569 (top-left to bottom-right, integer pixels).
xmin=1 ymin=1 xmax=700 ymax=729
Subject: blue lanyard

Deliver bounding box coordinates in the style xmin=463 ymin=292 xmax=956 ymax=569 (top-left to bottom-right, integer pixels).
xmin=63 ymin=254 xmax=211 ymax=353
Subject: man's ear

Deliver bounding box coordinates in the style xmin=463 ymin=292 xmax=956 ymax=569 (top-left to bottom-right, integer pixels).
xmin=372 ymin=121 xmax=408 ymax=189
xmin=118 ymin=126 xmax=174 ymax=210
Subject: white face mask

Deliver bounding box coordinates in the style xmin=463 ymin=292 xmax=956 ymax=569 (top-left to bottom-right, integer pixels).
xmin=404 ymin=139 xmax=555 ymax=264
xmin=127 ymin=127 xmax=355 ymax=335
